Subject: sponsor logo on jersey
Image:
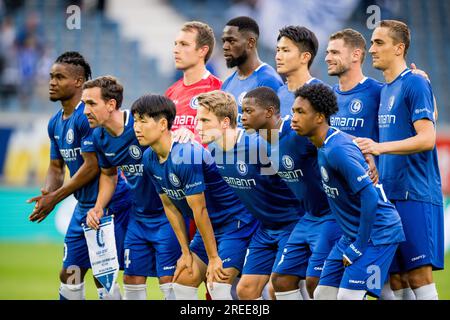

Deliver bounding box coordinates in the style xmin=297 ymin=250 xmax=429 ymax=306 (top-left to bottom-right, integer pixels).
xmin=349 ymin=99 xmax=363 ymax=114
xmin=238 ymin=91 xmax=247 ymax=106
xmin=282 ymin=155 xmax=294 ymax=170
xmin=129 ymin=145 xmax=142 ymax=160
xmin=357 ymin=173 xmax=369 ymax=182
xmin=388 ymin=96 xmax=395 ymax=111
xmin=189 ymin=96 xmax=199 ymax=110
xmin=66 ymin=129 xmax=74 ymax=144
xmin=236 ymin=160 xmax=248 ymax=176
xmin=320 ymin=166 xmax=329 ymax=182
xmin=169 ymin=173 xmax=181 ymax=187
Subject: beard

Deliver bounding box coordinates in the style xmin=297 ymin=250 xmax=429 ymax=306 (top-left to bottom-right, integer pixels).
xmin=328 ymin=64 xmax=349 ymax=76
xmin=226 ymin=51 xmax=248 ymax=68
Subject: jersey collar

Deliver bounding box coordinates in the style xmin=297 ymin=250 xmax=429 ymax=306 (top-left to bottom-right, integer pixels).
xmin=323 ymin=127 xmax=340 ymax=145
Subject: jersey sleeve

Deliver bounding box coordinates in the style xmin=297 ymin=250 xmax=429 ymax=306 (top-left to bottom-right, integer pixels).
xmin=328 ymin=143 xmax=372 ymax=194
xmin=405 ymin=75 xmax=435 ymax=123
xmin=175 ymin=144 xmax=206 ymax=196
xmin=47 ymin=119 xmax=62 ymax=160
xmin=77 ymin=113 xmax=97 ymax=153
xmin=93 ymin=133 xmax=111 ymax=169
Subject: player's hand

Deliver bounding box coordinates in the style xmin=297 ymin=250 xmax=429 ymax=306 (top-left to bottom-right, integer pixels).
xmin=27 ymin=188 xmax=57 ymax=223
xmin=343 ymin=256 xmax=352 ymax=267
xmin=343 ymin=242 xmax=363 ymax=267
xmin=364 ymin=154 xmax=379 ymax=185
xmin=172 ymin=127 xmax=195 ymax=144
xmin=354 ymin=137 xmax=382 ymax=156
xmin=174 ymin=251 xmax=194 ymax=282
xmin=86 ymin=207 xmax=104 ymax=230
xmin=206 ymin=256 xmax=229 ymax=289
xmin=410 ymin=63 xmax=430 ymax=82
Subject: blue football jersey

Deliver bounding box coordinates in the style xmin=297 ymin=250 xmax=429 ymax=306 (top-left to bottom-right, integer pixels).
xmin=92 ymin=110 xmax=165 ymax=222
xmin=277 ymin=78 xmax=324 ymax=117
xmin=208 ymin=130 xmax=303 ymax=230
xmin=222 ymin=63 xmax=283 ymax=126
xmin=48 ymin=102 xmax=129 ymax=208
xmin=330 ymin=77 xmax=383 ymax=141
xmin=271 ymin=119 xmax=333 ymax=221
xmin=378 ymin=69 xmax=443 ymax=205
xmin=142 ymin=141 xmax=254 ymax=228
xmin=318 ymin=127 xmax=405 ymax=245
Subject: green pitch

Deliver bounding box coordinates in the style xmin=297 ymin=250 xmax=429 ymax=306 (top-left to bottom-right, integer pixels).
xmin=0 ymin=242 xmax=206 ymax=300
xmin=0 ymin=242 xmax=448 ymax=300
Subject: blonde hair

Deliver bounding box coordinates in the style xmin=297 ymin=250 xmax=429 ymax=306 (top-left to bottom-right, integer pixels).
xmin=197 ymin=90 xmax=237 ymax=128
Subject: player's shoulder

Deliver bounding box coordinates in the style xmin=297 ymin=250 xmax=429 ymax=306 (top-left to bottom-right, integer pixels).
xmin=222 ymin=71 xmax=237 ymax=88
xmin=256 ymin=63 xmax=281 ymax=79
xmin=402 ymin=69 xmax=430 ymax=89
xmin=165 ymin=78 xmax=183 ymax=96
xmin=206 ymin=73 xmax=223 ymax=88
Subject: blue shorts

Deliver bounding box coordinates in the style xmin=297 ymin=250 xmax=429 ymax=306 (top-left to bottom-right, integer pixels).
xmin=319 ymin=236 xmax=398 ymax=298
xmin=123 ymin=215 xmax=182 ymax=278
xmin=274 ymin=217 xmax=342 ymax=278
xmin=63 ymin=202 xmax=130 ymax=270
xmin=389 ymin=200 xmax=444 ymax=273
xmin=191 ymin=218 xmax=258 ymax=271
xmin=242 ymin=222 xmax=296 ymax=275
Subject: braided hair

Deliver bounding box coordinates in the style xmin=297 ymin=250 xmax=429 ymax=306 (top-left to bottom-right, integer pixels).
xmin=55 ymin=51 xmax=92 ymax=80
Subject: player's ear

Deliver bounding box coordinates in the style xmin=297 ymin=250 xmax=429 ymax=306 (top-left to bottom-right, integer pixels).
xmin=199 ymin=45 xmax=210 ymax=59
xmin=395 ymin=43 xmax=405 ymax=56
xmin=301 ymin=51 xmax=312 ymax=65
xmin=159 ymin=117 xmax=168 ymax=131
xmin=222 ymin=117 xmax=231 ymax=129
xmin=352 ymin=49 xmax=362 ymax=63
xmin=247 ymin=36 xmax=257 ymax=49
xmin=266 ymin=106 xmax=275 ymax=118
xmin=108 ymin=99 xmax=117 ymax=112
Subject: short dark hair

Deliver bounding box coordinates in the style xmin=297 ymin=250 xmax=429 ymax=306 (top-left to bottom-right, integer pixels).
xmin=379 ymin=20 xmax=410 ymax=57
xmin=182 ymin=21 xmax=215 ymax=63
xmin=244 ymin=87 xmax=280 ymax=114
xmin=130 ymin=94 xmax=176 ymax=130
xmin=294 ymin=84 xmax=338 ymax=120
xmin=226 ymin=16 xmax=260 ymax=38
xmin=83 ymin=76 xmax=123 ymax=109
xmin=329 ymin=28 xmax=367 ymax=63
xmin=55 ymin=51 xmax=92 ymax=80
xmin=277 ymin=26 xmax=318 ymax=69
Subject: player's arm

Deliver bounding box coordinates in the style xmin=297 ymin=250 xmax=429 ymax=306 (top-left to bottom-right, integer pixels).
xmin=159 ymin=193 xmax=193 ymax=279
xmin=354 ymin=119 xmax=435 ymax=155
xmin=86 ymin=166 xmax=118 ymax=229
xmin=29 ymin=151 xmax=100 ymax=223
xmin=343 ymin=184 xmax=378 ymax=266
xmin=186 ymin=193 xmax=229 ymax=284
xmin=43 ymin=158 xmax=66 ymax=192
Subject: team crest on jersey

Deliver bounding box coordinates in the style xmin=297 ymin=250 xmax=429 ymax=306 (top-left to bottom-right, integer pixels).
xmin=236 ymin=160 xmax=248 ymax=176
xmin=96 ymin=229 xmax=105 ymax=248
xmin=189 ymin=96 xmax=199 ymax=110
xmin=388 ymin=96 xmax=395 ymax=111
xmin=238 ymin=91 xmax=247 ymax=106
xmin=349 ymin=99 xmax=363 ymax=114
xmin=169 ymin=173 xmax=181 ymax=187
xmin=282 ymin=155 xmax=294 ymax=170
xmin=320 ymin=166 xmax=329 ymax=182
xmin=129 ymin=145 xmax=142 ymax=160
xmin=66 ymin=129 xmax=74 ymax=144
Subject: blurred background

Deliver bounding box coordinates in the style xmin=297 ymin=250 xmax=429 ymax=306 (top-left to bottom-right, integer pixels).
xmin=0 ymin=0 xmax=449 ymax=299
